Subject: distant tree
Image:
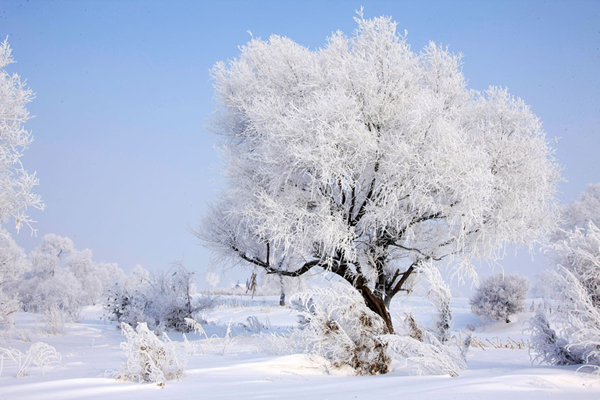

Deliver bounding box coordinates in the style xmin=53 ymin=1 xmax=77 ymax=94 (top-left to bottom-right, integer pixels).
xmin=16 ymin=234 xmax=123 ymax=317
xmin=0 ymin=40 xmax=44 ymax=232
xmin=470 ymin=273 xmax=530 ymax=323
xmin=259 ymin=270 xmax=308 ymax=306
xmin=199 ymin=12 xmax=560 ymax=333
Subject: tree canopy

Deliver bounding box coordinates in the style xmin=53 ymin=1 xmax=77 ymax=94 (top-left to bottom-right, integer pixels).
xmin=200 ymin=13 xmax=561 ymax=333
xmin=0 ymin=40 xmax=43 ymax=232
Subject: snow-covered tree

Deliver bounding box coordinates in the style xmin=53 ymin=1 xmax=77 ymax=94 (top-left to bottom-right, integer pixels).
xmin=470 ymin=273 xmax=530 ymax=323
xmin=199 ymin=12 xmax=560 ymax=333
xmin=15 ymin=234 xmax=123 ymax=317
xmin=0 ymin=40 xmax=44 ymax=232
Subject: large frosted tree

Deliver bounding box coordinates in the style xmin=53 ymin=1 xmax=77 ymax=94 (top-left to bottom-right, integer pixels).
xmin=0 ymin=40 xmax=43 ymax=232
xmin=200 ymin=13 xmax=561 ymax=333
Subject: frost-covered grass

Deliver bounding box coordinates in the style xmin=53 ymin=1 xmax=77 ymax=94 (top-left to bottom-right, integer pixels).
xmin=1 ymin=296 xmax=599 ymax=399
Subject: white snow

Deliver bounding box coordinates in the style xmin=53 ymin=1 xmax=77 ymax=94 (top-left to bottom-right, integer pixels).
xmin=1 ymin=297 xmax=599 ymax=399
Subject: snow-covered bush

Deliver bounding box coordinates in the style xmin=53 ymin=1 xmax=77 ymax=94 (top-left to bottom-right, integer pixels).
xmin=421 ymin=263 xmax=452 ymax=343
xmin=43 ymin=306 xmax=70 ymax=335
xmin=470 ymin=273 xmax=530 ymax=323
xmin=529 ymin=309 xmax=583 ymax=366
xmin=0 ymin=342 xmax=62 ymax=378
xmin=116 ymin=322 xmax=186 ymax=386
xmin=290 ymin=284 xmax=391 ymax=375
xmin=104 ymin=264 xmax=215 ymax=333
xmin=282 ymin=284 xmax=464 ymax=377
xmin=385 ymin=330 xmax=466 ymax=377
xmin=531 ymin=222 xmax=600 ymax=371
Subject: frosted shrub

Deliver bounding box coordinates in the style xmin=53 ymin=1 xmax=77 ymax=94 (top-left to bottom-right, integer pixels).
xmin=531 ymin=223 xmax=600 ymax=372
xmin=290 ymin=285 xmax=391 ymax=375
xmin=529 ymin=309 xmax=583 ymax=366
xmin=470 ymin=273 xmax=530 ymax=323
xmin=104 ymin=264 xmax=215 ymax=333
xmin=0 ymin=342 xmax=62 ymax=378
xmin=532 ymin=221 xmax=600 ymax=373
xmin=422 ymin=263 xmax=452 ymax=343
xmin=43 ymin=306 xmax=69 ymax=335
xmin=385 ymin=331 xmax=466 ymax=377
xmin=117 ymin=322 xmax=186 ymax=386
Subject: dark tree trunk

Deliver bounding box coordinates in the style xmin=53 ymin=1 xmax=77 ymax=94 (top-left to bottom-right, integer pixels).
xmin=358 ymin=285 xmax=394 ymax=334
xmin=279 ymin=274 xmax=286 ymax=306
xmin=280 ymin=291 xmax=286 ymax=306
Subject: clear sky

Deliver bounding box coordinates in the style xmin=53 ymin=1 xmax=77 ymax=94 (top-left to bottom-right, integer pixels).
xmin=2 ymin=0 xmax=599 ymax=288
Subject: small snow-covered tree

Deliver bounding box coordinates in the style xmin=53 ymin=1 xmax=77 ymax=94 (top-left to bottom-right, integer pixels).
xmin=0 ymin=40 xmax=44 ymax=232
xmin=470 ymin=273 xmax=530 ymax=323
xmin=199 ymin=11 xmax=560 ymax=333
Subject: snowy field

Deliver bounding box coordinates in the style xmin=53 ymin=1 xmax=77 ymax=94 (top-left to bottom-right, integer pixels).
xmin=1 ymin=296 xmax=599 ymax=400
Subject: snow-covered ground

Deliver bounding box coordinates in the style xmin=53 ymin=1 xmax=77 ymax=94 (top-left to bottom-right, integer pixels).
xmin=1 ymin=296 xmax=599 ymax=399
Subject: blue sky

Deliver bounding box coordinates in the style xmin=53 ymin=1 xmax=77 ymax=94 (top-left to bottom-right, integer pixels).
xmin=2 ymin=0 xmax=599 ymax=287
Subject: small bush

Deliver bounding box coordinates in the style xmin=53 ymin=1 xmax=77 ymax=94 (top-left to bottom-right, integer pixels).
xmin=104 ymin=264 xmax=215 ymax=333
xmin=421 ymin=263 xmax=452 ymax=343
xmin=0 ymin=342 xmax=62 ymax=378
xmin=529 ymin=309 xmax=583 ymax=366
xmin=470 ymin=273 xmax=530 ymax=323
xmin=116 ymin=322 xmax=187 ymax=386
xmin=290 ymin=285 xmax=391 ymax=375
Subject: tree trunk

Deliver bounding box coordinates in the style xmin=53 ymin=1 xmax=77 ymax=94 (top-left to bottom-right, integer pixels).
xmin=279 ymin=275 xmax=286 ymax=306
xmin=358 ymin=285 xmax=394 ymax=334
xmin=280 ymin=291 xmax=286 ymax=306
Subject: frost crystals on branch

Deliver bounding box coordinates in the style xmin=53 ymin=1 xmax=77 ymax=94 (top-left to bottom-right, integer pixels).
xmin=199 ymin=11 xmax=561 ymax=334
